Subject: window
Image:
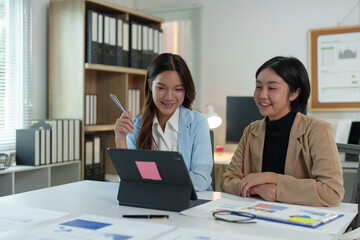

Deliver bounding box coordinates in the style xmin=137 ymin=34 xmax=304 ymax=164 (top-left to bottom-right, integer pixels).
xmin=162 ymin=20 xmax=192 ymax=63
xmin=0 ymin=0 xmax=32 ymax=151
xmin=147 ymin=7 xmax=202 ymax=108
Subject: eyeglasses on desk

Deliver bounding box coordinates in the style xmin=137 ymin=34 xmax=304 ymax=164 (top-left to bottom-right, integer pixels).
xmin=212 ymin=210 xmax=256 ymax=224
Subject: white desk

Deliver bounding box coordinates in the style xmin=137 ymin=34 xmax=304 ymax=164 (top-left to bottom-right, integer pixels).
xmin=0 ymin=180 xmax=356 ymax=240
xmin=214 ymin=151 xmax=233 ymax=165
xmin=213 ymin=152 xmax=233 ymax=190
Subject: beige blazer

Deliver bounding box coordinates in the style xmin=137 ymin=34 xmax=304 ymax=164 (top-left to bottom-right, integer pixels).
xmin=221 ymin=113 xmax=344 ymax=207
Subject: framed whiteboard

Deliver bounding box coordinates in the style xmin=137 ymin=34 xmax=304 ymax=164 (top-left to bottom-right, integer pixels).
xmin=308 ymin=25 xmax=360 ymax=111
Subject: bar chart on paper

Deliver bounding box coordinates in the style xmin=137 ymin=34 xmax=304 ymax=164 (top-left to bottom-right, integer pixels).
xmin=6 ymin=214 xmax=173 ymax=239
xmin=181 ymin=198 xmax=343 ymax=228
xmin=317 ymin=31 xmax=360 ymax=103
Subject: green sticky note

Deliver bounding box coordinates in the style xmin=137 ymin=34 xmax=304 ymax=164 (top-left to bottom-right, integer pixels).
xmin=287 ymin=217 xmax=317 ymax=224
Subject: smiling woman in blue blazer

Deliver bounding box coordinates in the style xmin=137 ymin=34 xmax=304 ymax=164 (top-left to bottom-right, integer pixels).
xmin=114 ymin=53 xmax=213 ymax=191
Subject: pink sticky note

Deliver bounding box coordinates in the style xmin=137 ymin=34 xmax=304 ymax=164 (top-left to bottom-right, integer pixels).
xmin=135 ymin=161 xmax=162 ymax=180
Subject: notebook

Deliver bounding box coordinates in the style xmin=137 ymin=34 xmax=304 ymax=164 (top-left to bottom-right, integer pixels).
xmin=107 ymin=148 xmax=209 ymax=212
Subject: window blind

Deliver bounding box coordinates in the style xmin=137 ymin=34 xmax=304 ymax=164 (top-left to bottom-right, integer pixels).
xmin=0 ymin=0 xmax=32 ymax=151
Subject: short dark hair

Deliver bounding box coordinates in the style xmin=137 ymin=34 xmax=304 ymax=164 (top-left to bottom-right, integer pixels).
xmin=255 ymin=56 xmax=310 ymax=113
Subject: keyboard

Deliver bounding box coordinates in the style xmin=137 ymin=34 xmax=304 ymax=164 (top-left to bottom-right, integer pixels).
xmin=187 ymin=199 xmax=210 ymax=209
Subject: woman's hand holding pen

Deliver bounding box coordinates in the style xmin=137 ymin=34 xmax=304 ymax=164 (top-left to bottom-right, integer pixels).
xmin=114 ymin=111 xmax=134 ymax=148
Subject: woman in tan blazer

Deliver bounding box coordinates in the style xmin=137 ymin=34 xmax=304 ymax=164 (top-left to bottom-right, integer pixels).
xmin=220 ymin=56 xmax=344 ymax=207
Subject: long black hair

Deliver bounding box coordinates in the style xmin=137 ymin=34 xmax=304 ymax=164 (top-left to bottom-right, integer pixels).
xmin=137 ymin=53 xmax=196 ymax=149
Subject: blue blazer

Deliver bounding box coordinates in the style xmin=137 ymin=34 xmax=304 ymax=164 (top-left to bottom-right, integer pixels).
xmin=126 ymin=105 xmax=213 ymax=191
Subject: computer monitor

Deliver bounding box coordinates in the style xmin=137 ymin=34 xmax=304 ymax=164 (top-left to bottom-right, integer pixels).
xmin=225 ymin=96 xmax=308 ymax=143
xmin=346 ymin=122 xmax=360 ymax=161
xmin=226 ymin=96 xmax=264 ymax=143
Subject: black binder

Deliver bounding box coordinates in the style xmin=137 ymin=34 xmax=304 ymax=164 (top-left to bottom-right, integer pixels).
xmin=142 ymin=25 xmax=150 ymax=69
xmin=137 ymin=23 xmax=143 ymax=69
xmin=16 ymin=129 xmax=41 ymax=166
xmin=107 ymin=148 xmax=199 ymax=212
xmin=148 ymin=27 xmax=154 ymax=66
xmin=158 ymin=29 xmax=163 ymax=55
xmin=152 ymin=28 xmax=159 ymax=63
xmin=103 ymin=15 xmax=116 ymax=65
xmin=85 ymin=10 xmax=98 ymax=64
xmin=122 ymin=20 xmax=129 ymax=67
xmin=116 ymin=18 xmax=124 ymax=67
xmin=84 ymin=135 xmax=94 ymax=180
xmin=93 ymin=134 xmax=105 ymax=181
xmin=97 ymin=13 xmax=104 ymax=64
xmin=109 ymin=16 xmax=117 ymax=65
xmin=129 ymin=21 xmax=138 ymax=68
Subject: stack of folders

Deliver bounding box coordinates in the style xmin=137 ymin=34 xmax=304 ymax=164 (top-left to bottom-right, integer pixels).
xmin=129 ymin=21 xmax=163 ymax=69
xmin=84 ymin=134 xmax=105 ymax=181
xmin=15 ymin=119 xmax=81 ymax=166
xmin=85 ymin=10 xmax=163 ymax=69
xmin=86 ymin=10 xmax=128 ymax=67
xmin=85 ymin=94 xmax=97 ymax=126
xmin=128 ymin=89 xmax=141 ymax=118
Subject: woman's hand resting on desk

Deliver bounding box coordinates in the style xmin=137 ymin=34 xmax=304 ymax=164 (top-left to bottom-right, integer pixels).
xmin=236 ymin=172 xmax=278 ymax=201
xmin=249 ymin=184 xmax=277 ymax=202
xmin=114 ymin=111 xmax=134 ymax=148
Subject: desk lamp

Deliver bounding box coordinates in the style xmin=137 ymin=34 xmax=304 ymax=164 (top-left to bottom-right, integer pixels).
xmin=206 ymin=105 xmax=222 ymax=129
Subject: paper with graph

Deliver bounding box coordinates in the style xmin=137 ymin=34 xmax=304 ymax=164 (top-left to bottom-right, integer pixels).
xmin=317 ymin=31 xmax=360 ymax=103
xmin=181 ymin=198 xmax=342 ymax=228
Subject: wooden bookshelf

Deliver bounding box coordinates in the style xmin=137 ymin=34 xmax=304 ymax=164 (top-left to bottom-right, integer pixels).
xmin=48 ymin=0 xmax=163 ymax=179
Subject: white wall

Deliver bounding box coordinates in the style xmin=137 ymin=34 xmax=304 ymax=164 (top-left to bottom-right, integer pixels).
xmin=34 ymin=0 xmax=360 ymax=150
xmin=32 ymin=0 xmax=49 ymax=119
xmin=139 ymin=0 xmax=360 ymax=151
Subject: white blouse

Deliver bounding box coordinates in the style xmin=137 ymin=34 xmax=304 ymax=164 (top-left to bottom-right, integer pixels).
xmin=152 ymin=107 xmax=179 ymax=151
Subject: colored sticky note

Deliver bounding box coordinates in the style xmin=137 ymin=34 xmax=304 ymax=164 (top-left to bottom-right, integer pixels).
xmin=287 ymin=216 xmax=317 ymax=224
xmin=135 ymin=161 xmax=162 ymax=180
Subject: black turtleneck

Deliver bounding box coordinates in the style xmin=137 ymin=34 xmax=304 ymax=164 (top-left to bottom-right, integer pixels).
xmin=261 ymin=111 xmax=296 ymax=174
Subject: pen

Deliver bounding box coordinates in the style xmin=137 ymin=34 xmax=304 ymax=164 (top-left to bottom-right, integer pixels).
xmin=319 ymin=214 xmax=338 ymax=224
xmin=109 ymin=93 xmax=126 ymax=113
xmin=110 ymin=93 xmax=135 ymax=123
xmin=122 ymin=215 xmax=169 ymax=220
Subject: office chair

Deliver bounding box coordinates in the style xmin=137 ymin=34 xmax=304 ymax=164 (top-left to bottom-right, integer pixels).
xmin=351 ymin=163 xmax=360 ymax=230
xmin=349 ymin=159 xmax=360 ymax=231
xmin=337 ymin=143 xmax=360 ymax=231
xmin=210 ymin=130 xmax=215 ymax=190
